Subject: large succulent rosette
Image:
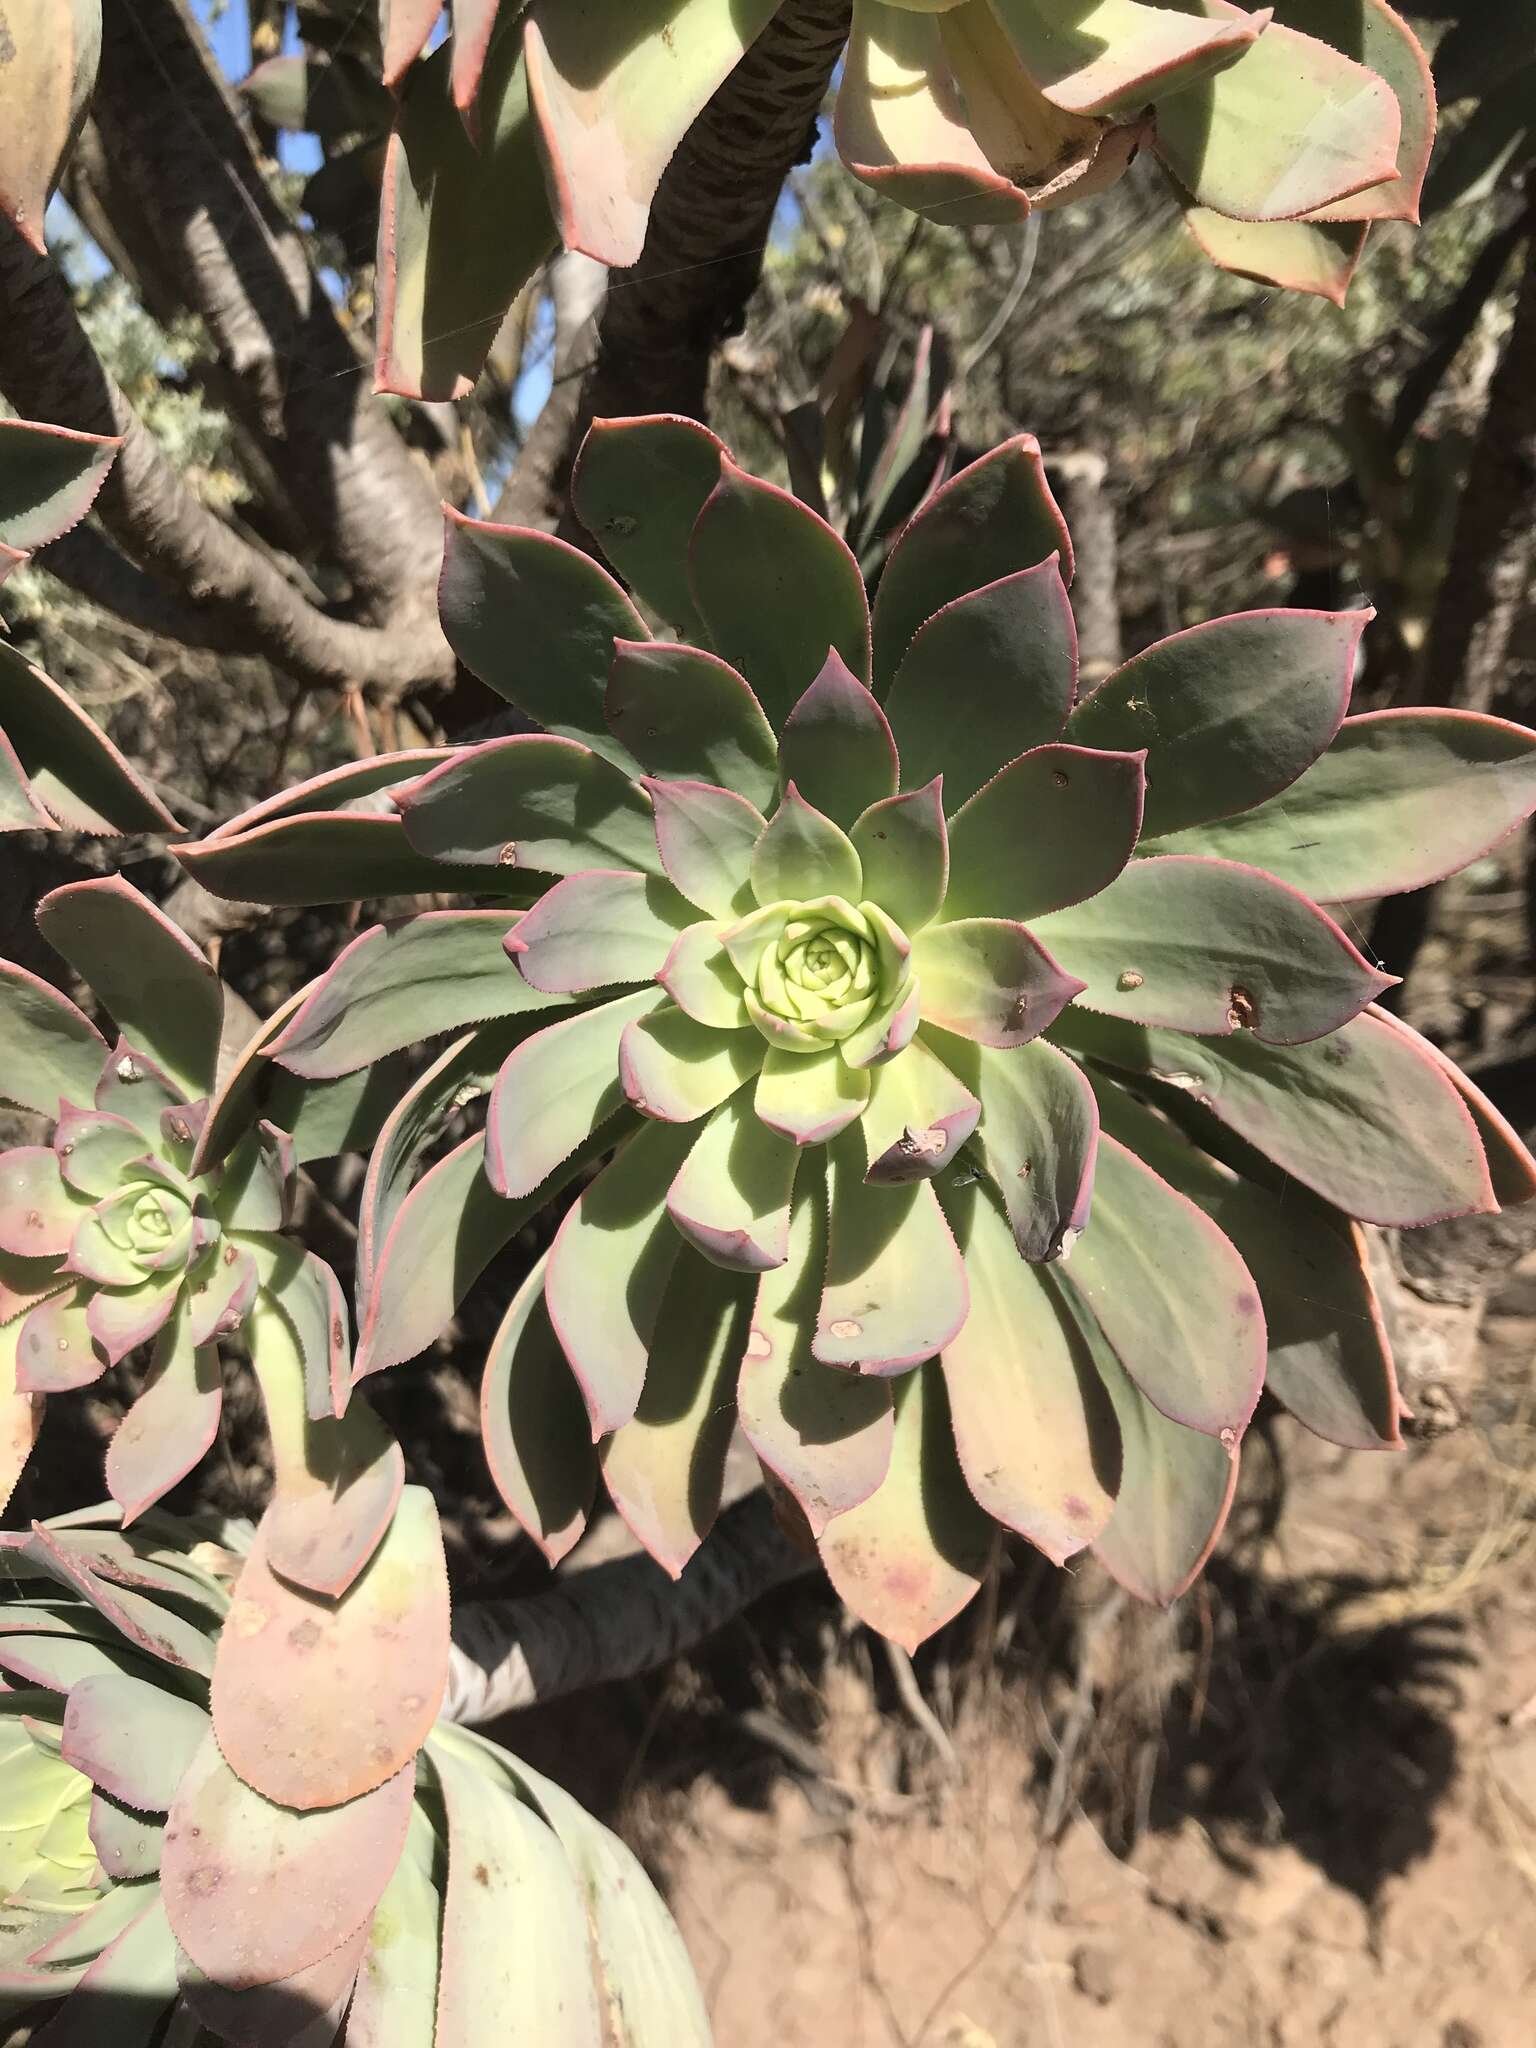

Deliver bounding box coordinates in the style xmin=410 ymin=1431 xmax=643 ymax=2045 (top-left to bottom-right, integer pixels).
xmin=184 ymin=419 xmax=1536 ymax=1651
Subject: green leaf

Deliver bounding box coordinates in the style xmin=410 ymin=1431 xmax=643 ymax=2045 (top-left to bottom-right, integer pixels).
xmin=37 ymin=877 xmax=221 ymax=1102
xmin=177 ymin=809 xmax=510 ymax=908
xmin=619 ymin=1007 xmax=764 ymax=1123
xmin=1144 ymin=709 xmax=1536 ymax=900
xmin=992 ymin=0 xmax=1262 ymax=113
xmin=815 ymin=1126 xmax=968 ymax=1371
xmin=1056 ymin=1132 xmax=1264 ymax=1437
xmin=437 ymin=515 xmax=646 ymax=769
xmin=0 ymin=962 xmax=105 ymax=1118
xmin=755 ymin=1045 xmax=872 ymax=1147
xmin=644 ymin=777 xmax=763 ymax=917
xmin=859 ymin=1036 xmax=979 ymax=1184
xmin=265 ymin=1057 xmax=409 ymax=1167
xmin=1402 ymin=1022 xmax=1536 ymax=1209
xmin=1065 ymin=608 xmax=1365 ymax=837
xmin=883 ymin=559 xmax=1079 ymax=805
xmin=488 ymin=989 xmax=662 ymax=1200
xmin=376 ymin=25 xmax=556 ymax=400
xmin=1033 ymin=855 xmax=1394 ymax=1042
xmin=104 ymin=1311 xmax=222 ymax=1524
xmin=938 ymin=1175 xmax=1119 ymax=1560
xmin=944 ymin=742 xmax=1145 ymax=922
xmin=750 ymin=788 xmax=863 ymax=905
xmin=60 ymin=1669 xmax=206 ymax=1812
xmin=348 ymin=1814 xmax=443 ymax=2048
xmin=689 ymin=458 xmax=871 ymax=727
xmin=776 ymin=651 xmax=898 ymax=827
xmin=1183 ymin=209 xmax=1367 ymax=303
xmin=266 ymin=909 xmax=561 ymax=1080
xmin=872 ymin=438 xmax=1073 ymax=691
xmin=35 ymin=1893 xmax=178 ymax=2042
xmin=934 ymin=1030 xmax=1098 ymax=1260
xmin=572 ymin=417 xmax=726 ymax=640
xmin=666 ymin=1083 xmax=800 ymax=1270
xmin=546 ymin=1116 xmax=699 ymax=1436
xmin=399 ymin=734 xmax=658 ymax=875
xmin=258 ymin=1240 xmax=348 ymax=1421
xmin=509 ymin=869 xmax=697 ymax=993
xmin=850 ymin=780 xmax=949 ymax=932
xmin=0 ymin=418 xmax=117 ymax=553
xmin=658 ymin=921 xmax=750 ymax=1029
xmin=606 ymin=638 xmax=779 ymax=811
xmin=601 ymin=1249 xmax=754 ymax=1575
xmin=911 ymin=917 xmax=1085 ymax=1047
xmin=1055 ymin=1004 xmax=1497 ymax=1227
xmin=1273 ymin=0 xmax=1437 ymax=223
xmin=817 ymin=1361 xmax=993 ymax=1651
xmin=0 ymin=644 xmax=179 ymax=837
xmin=480 ymin=1256 xmax=595 ymax=1566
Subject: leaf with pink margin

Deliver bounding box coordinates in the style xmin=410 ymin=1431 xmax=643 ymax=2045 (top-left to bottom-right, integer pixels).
xmin=872 ymin=439 xmax=1074 ymax=691
xmin=213 ymin=1486 xmax=448 ymax=1811
xmin=1057 ymin=1131 xmax=1264 ymax=1438
xmin=619 ymin=1007 xmax=764 ymax=1124
xmin=488 ymin=989 xmax=662 ymax=1200
xmin=1057 ymin=1277 xmax=1240 ymax=1606
xmin=938 ymin=1030 xmax=1097 ymax=1261
xmin=253 ymin=1242 xmax=347 ymax=1421
xmin=400 ymin=733 xmax=659 ymax=876
xmin=606 ymin=638 xmax=779 ymax=813
xmin=0 ymin=4 xmax=99 ymax=256
xmin=1183 ymin=208 xmax=1368 ymax=303
xmin=0 ymin=418 xmax=118 ymax=553
xmin=509 ymin=869 xmax=697 ymax=993
xmin=265 ymin=909 xmax=563 ymax=1080
xmin=644 ymin=777 xmax=764 ymax=917
xmin=601 ymin=1249 xmax=754 ymax=1577
xmin=777 ymin=651 xmax=899 ymax=828
xmin=89 ymin=1791 xmax=163 ymax=1881
xmin=813 ymin=1125 xmax=968 ymax=1373
xmin=379 ymin=0 xmax=441 ymax=86
xmin=0 ymin=1321 xmax=44 ymax=1517
xmin=0 ymin=724 xmax=58 ymax=831
xmin=6 ymin=1527 xmax=213 ymax=1676
xmin=0 ymin=1150 xmax=89 ymax=1260
xmin=83 ymin=1278 xmax=176 ymax=1378
xmin=163 ymin=1728 xmax=412 ymax=1989
xmin=527 ymin=0 xmax=779 ymax=267
xmin=993 ymin=0 xmax=1263 ymax=115
xmin=177 ymin=807 xmax=511 ymax=906
xmin=750 ymin=786 xmax=863 ymax=906
xmin=1272 ymin=0 xmax=1435 ymax=224
xmin=1034 ymin=855 xmax=1395 ymax=1043
xmin=667 ymin=1084 xmax=799 ymax=1271
xmin=106 ymin=1315 xmax=222 ymax=1525
xmin=37 ymin=877 xmax=221 ymax=1102
xmin=1066 ymin=607 xmax=1365 ymax=837
xmin=850 ymin=780 xmax=949 ymax=933
xmin=574 ymin=417 xmax=727 ymax=640
xmin=689 ymin=458 xmax=872 ymax=728
xmin=1054 ymin=1005 xmax=1498 ymax=1228
xmin=944 ymin=742 xmax=1146 ymax=922
xmin=1376 ymin=1009 xmax=1536 ymax=1208
xmin=52 ymin=1106 xmax=144 ymax=1198
xmin=174 ymin=1919 xmax=370 ymax=2048
xmin=937 ymin=1173 xmax=1119 ymax=1561
xmin=1145 ymin=708 xmax=1536 ymax=901
xmin=195 ymin=749 xmax=453 ymax=841
xmin=912 ymin=918 xmax=1084 ymax=1047
xmin=61 ymin=1672 xmax=208 ymax=1811
xmin=658 ymin=921 xmax=750 ymax=1029
xmin=185 ymin=1245 xmax=258 ymax=1348
xmin=0 ymin=642 xmax=181 ymax=836
xmin=755 ymin=1046 xmax=871 ymax=1147
xmin=450 ymin=0 xmax=503 ymax=128
xmin=818 ymin=1360 xmax=993 ymax=1652
xmin=16 ymin=1285 xmax=105 ymax=1394
xmin=0 ymin=962 xmax=106 ymax=1121
xmin=858 ymin=1036 xmax=979 ymax=1185
xmin=481 ymin=1257 xmax=596 ymax=1567
xmin=739 ymin=1162 xmax=893 ymax=1535
xmin=546 ymin=1118 xmax=699 ymax=1438
xmin=92 ymin=1039 xmax=185 ymax=1143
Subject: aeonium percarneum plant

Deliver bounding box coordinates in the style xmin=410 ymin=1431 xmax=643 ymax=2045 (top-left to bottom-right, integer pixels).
xmin=182 ymin=418 xmax=1536 ymax=1651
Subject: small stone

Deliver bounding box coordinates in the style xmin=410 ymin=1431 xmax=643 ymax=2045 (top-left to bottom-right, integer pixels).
xmin=1117 ymin=969 xmax=1144 ymax=991
xmin=496 ymin=842 xmax=518 ymax=866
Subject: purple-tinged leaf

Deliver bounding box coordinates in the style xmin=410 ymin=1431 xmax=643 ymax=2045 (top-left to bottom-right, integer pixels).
xmin=937 ymin=1031 xmax=1098 ymax=1261
xmin=777 ymin=651 xmax=899 ymax=827
xmin=755 ymin=1046 xmax=871 ymax=1148
xmin=191 ymin=749 xmax=451 ymax=837
xmin=912 ymin=918 xmax=1084 ymax=1047
xmin=667 ymin=1084 xmax=799 ymax=1270
xmin=6 ymin=1527 xmax=213 ymax=1676
xmin=619 ymin=1007 xmax=764 ymax=1124
xmin=0 ymin=1325 xmax=43 ymax=1517
xmin=52 ymin=1106 xmax=144 ymax=1198
xmin=750 ymin=786 xmax=863 ymax=906
xmin=0 ymin=962 xmax=105 ymax=1119
xmin=814 ymin=1127 xmax=968 ymax=1373
xmin=16 ymin=1286 xmax=105 ymax=1394
xmin=850 ymin=779 xmax=949 ymax=933
xmin=873 ymin=439 xmax=1074 ymax=691
xmin=175 ymin=1921 xmax=369 ymax=2048
xmin=689 ymin=458 xmax=872 ymax=727
xmin=399 ymin=732 xmax=659 ymax=874
xmin=818 ymin=1361 xmax=993 ymax=1652
xmin=481 ymin=1258 xmax=596 ymax=1567
xmin=945 ymin=742 xmax=1146 ymax=921
xmin=89 ymin=1791 xmax=163 ymax=1881
xmin=573 ymin=416 xmax=727 ymax=639
xmin=210 ymin=1123 xmax=290 ymax=1236
xmin=106 ymin=1315 xmax=222 ymax=1523
xmin=509 ymin=869 xmax=697 ymax=993
xmin=644 ymin=777 xmax=764 ymax=917
xmin=0 ymin=642 xmax=181 ymax=835
xmin=1035 ymin=855 xmax=1395 ymax=1042
xmin=606 ymin=637 xmax=778 ymax=811
xmin=379 ymin=0 xmax=440 ymax=86
xmin=61 ymin=1672 xmax=207 ymax=1811
xmin=450 ymin=0 xmax=503 ymax=132
xmin=0 ymin=417 xmax=118 ymax=552
xmin=488 ymin=990 xmax=661 ymax=1200
xmin=860 ymin=1037 xmax=979 ymax=1185
xmin=92 ymin=1039 xmax=185 ymax=1143
xmin=84 ymin=1276 xmax=177 ymax=1370
xmin=185 ymin=1246 xmax=257 ymax=1349
xmin=1384 ymin=1012 xmax=1536 ymax=1208
xmin=0 ymin=1149 xmax=88 ymax=1260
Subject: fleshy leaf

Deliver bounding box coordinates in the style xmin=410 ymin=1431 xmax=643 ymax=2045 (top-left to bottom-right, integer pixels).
xmin=944 ymin=742 xmax=1145 ymax=921
xmin=814 ymin=1126 xmax=968 ymax=1372
xmin=1065 ymin=608 xmax=1365 ymax=837
xmin=347 ymin=1812 xmax=442 ymax=2048
xmin=0 ymin=1147 xmax=88 ymax=1261
xmin=689 ymin=459 xmax=871 ymax=727
xmin=487 ymin=989 xmax=662 ymax=1200
xmin=935 ymin=1030 xmax=1098 ymax=1260
xmin=61 ymin=1672 xmax=207 ymax=1812
xmin=911 ymin=918 xmax=1084 ymax=1046
xmin=509 ymin=869 xmax=697 ymax=994
xmin=0 ymin=963 xmax=106 ymax=1119
xmin=659 ymin=921 xmax=750 ymax=1029
xmin=89 ymin=1792 xmax=163 ymax=1882
xmin=872 ymin=438 xmax=1073 ymax=690
xmin=1278 ymin=0 xmax=1436 ymax=225
xmin=776 ymin=651 xmax=899 ymax=827
xmin=399 ymin=733 xmax=657 ymax=874
xmin=750 ymin=787 xmax=863 ymax=906
xmin=817 ymin=1362 xmax=993 ymax=1653
xmin=175 ymin=1922 xmax=368 ymax=2048
xmin=0 ymin=418 xmax=118 ymax=553
xmin=859 ymin=1037 xmax=979 ymax=1184
xmin=606 ymin=638 xmax=779 ymax=811
xmin=756 ymin=1045 xmax=871 ymax=1147
xmin=572 ymin=416 xmax=726 ymax=639
xmin=601 ymin=1250 xmax=754 ymax=1576
xmin=0 ymin=0 xmax=99 ymax=255
xmin=0 ymin=642 xmax=181 ymax=835
xmin=1034 ymin=854 xmax=1394 ymax=1042
xmin=667 ymin=1084 xmax=800 ymax=1270
xmin=105 ymin=1311 xmax=222 ymax=1523
xmin=8 ymin=1525 xmax=213 ymax=1676
xmin=990 ymin=0 xmax=1264 ymax=115
xmin=176 ymin=807 xmax=507 ymax=908
xmin=16 ymin=1287 xmax=104 ymax=1395
xmin=645 ymin=778 xmax=764 ymax=917
xmin=1184 ymin=208 xmax=1367 ymax=304
xmin=620 ymin=1007 xmax=765 ymax=1123
xmin=850 ymin=780 xmax=949 ymax=933
xmin=1387 ymin=1012 xmax=1536 ymax=1209
xmin=379 ymin=0 xmax=440 ymax=85
xmin=481 ymin=1257 xmax=596 ymax=1566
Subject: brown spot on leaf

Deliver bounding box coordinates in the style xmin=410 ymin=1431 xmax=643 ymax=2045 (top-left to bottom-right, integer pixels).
xmin=473 ymin=1862 xmax=492 ymax=1888
xmin=1116 ymin=969 xmax=1144 ymax=992
xmin=187 ymin=1866 xmax=222 ymax=1897
xmin=1051 ymin=769 xmax=1069 ymax=789
xmin=288 ymin=1617 xmax=323 ymax=1652
xmin=1227 ymin=985 xmax=1258 ymax=1030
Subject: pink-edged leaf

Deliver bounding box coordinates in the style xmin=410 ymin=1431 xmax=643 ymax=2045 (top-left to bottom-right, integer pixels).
xmin=689 ymin=457 xmax=872 ymax=728
xmin=813 ymin=1127 xmax=968 ymax=1373
xmin=380 ymin=0 xmax=442 ymax=86
xmin=61 ymin=1672 xmax=208 ymax=1811
xmin=601 ymin=1250 xmax=754 ymax=1577
xmin=0 ymin=0 xmax=99 ymax=255
xmin=1385 ymin=1013 xmax=1536 ymax=1208
xmin=1 ymin=1320 xmax=44 ymax=1517
xmin=941 ymin=1032 xmax=1098 ymax=1261
xmin=658 ymin=921 xmax=750 ymax=1029
xmin=0 ymin=641 xmax=181 ymax=835
xmin=0 ymin=418 xmax=118 ymax=552
xmin=573 ymin=416 xmax=727 ymax=641
xmin=749 ymin=785 xmax=863 ymax=906
xmin=1058 ymin=1132 xmax=1264 ymax=1439
xmin=399 ymin=730 xmax=657 ymax=872
xmin=619 ymin=1006 xmax=763 ymax=1124
xmin=850 ymin=780 xmax=949 ymax=933
xmin=1035 ymin=855 xmax=1395 ymax=1042
xmin=818 ymin=1361 xmax=993 ymax=1653
xmin=105 ymin=1314 xmax=222 ymax=1524
xmin=212 ymin=1486 xmax=448 ymax=1810
xmin=0 ymin=722 xmax=58 ymax=830
xmin=944 ymin=742 xmax=1146 ymax=922
xmin=0 ymin=1149 xmax=88 ymax=1260
xmin=1185 ymin=207 xmax=1368 ymax=303
xmin=28 ymin=1894 xmax=178 ymax=2048
xmin=667 ymin=1084 xmax=799 ymax=1271
xmin=481 ymin=1257 xmax=596 ymax=1567
xmin=912 ymin=918 xmax=1084 ymax=1047
xmin=450 ymin=0 xmax=502 ymax=126
xmin=488 ymin=989 xmax=661 ymax=1199
xmin=162 ymin=1729 xmax=413 ymax=1990
xmin=873 ymin=438 xmax=1074 ymax=691
xmin=1274 ymin=0 xmax=1436 ymax=224
xmin=259 ymin=1243 xmax=349 ymax=1422
xmin=15 ymin=1285 xmax=105 ymax=1394
xmin=992 ymin=0 xmax=1263 ymax=115
xmin=859 ymin=1036 xmax=979 ymax=1186
xmin=175 ymin=1921 xmax=369 ymax=2048
xmin=52 ymin=1105 xmax=144 ymax=1197
xmin=643 ymin=777 xmax=764 ymax=917
xmin=1067 ymin=606 xmax=1366 ymax=837
xmin=185 ymin=1245 xmax=258 ymax=1349
xmin=0 ymin=960 xmax=105 ymax=1118
xmin=190 ymin=749 xmax=450 ymax=841
xmin=92 ymin=1038 xmax=186 ymax=1142
xmin=777 ymin=650 xmax=899 ymax=828
xmin=606 ymin=637 xmax=779 ymax=811
xmin=545 ymin=1117 xmax=699 ymax=1438
xmin=526 ymin=0 xmax=779 ymax=266
xmin=7 ymin=1526 xmax=214 ymax=1676
xmin=755 ymin=1046 xmax=872 ymax=1148
xmin=88 ymin=1791 xmax=163 ymax=1881
xmin=509 ymin=869 xmax=696 ymax=993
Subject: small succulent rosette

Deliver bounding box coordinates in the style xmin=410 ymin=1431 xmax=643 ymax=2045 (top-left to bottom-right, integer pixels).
xmin=0 ymin=1502 xmax=708 ymax=2045
xmin=188 ymin=419 xmax=1536 ymax=1653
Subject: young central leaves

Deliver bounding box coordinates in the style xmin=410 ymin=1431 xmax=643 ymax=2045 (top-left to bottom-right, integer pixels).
xmin=197 ymin=416 xmax=1536 ymax=1653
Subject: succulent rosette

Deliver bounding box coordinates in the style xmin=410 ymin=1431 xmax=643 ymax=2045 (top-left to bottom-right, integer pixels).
xmin=187 ymin=417 xmax=1536 ymax=1652
xmin=0 ymin=1502 xmax=707 ymax=2045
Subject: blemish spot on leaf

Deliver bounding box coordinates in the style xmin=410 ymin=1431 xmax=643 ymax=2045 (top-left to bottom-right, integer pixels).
xmin=1219 ymin=1426 xmax=1239 ymax=1454
xmin=1063 ymin=1495 xmax=1092 ymax=1523
xmin=288 ymin=1617 xmax=323 ymax=1652
xmin=473 ymin=1861 xmax=492 ymax=1887
xmin=744 ymin=1327 xmax=772 ymax=1360
xmin=898 ymin=1124 xmax=947 ymax=1159
xmin=1227 ymin=985 xmax=1258 ymax=1030
xmin=116 ymin=1056 xmax=142 ymax=1083
xmin=1051 ymin=769 xmax=1069 ymax=789
xmin=1116 ymin=969 xmax=1144 ymax=991
xmin=496 ymin=842 xmax=518 ymax=866
xmin=228 ymin=1598 xmax=270 ymax=1639
xmin=828 ymin=1318 xmax=862 ymax=1340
